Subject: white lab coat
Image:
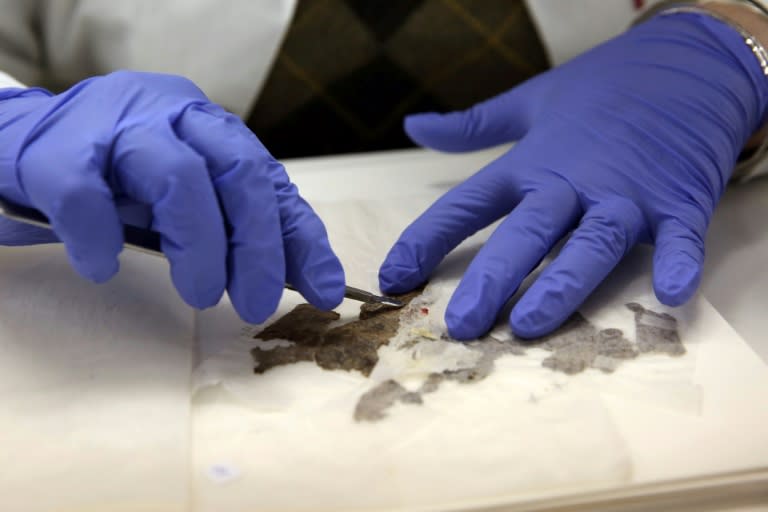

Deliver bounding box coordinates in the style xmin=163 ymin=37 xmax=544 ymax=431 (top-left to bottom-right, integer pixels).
xmin=0 ymin=0 xmax=765 ymax=177
xmin=0 ymin=0 xmax=296 ymax=115
xmin=0 ymin=0 xmax=670 ymax=115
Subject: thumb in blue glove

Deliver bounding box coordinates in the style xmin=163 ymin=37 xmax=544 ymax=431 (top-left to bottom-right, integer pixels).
xmin=0 ymin=71 xmax=345 ymax=322
xmin=379 ymin=11 xmax=768 ymax=339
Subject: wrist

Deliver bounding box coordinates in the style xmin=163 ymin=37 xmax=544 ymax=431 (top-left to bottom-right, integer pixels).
xmin=700 ymin=2 xmax=768 ymax=45
xmin=630 ymin=4 xmax=768 ymax=180
xmin=700 ymin=2 xmax=768 ymax=148
xmin=633 ymin=2 xmax=768 ymax=152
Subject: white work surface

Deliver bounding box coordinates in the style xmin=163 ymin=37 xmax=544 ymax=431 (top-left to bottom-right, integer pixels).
xmin=0 ymin=147 xmax=766 ymax=512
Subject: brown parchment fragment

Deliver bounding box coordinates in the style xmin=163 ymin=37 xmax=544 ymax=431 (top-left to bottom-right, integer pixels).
xmin=252 ymin=290 xmax=422 ymax=376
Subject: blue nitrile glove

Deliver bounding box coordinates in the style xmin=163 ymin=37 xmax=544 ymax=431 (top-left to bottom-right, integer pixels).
xmin=0 ymin=71 xmax=345 ymax=322
xmin=379 ymin=12 xmax=768 ymax=340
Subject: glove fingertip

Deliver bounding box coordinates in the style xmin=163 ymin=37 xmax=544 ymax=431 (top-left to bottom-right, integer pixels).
xmin=315 ymin=282 xmax=345 ymax=311
xmin=162 ymin=239 xmax=227 ymax=310
xmin=509 ymin=307 xmax=549 ymax=340
xmin=378 ymin=240 xmax=431 ymax=294
xmin=444 ymin=286 xmax=497 ymax=341
xmin=182 ymin=277 xmax=225 ymax=310
xmin=509 ymin=286 xmax=566 ymax=339
xmin=70 ymin=255 xmax=120 ymax=284
xmin=230 ymin=278 xmax=283 ymax=325
xmin=653 ymin=257 xmax=701 ymax=307
xmin=404 ymin=112 xmax=464 ymax=152
xmin=378 ymin=262 xmax=424 ymax=295
xmin=56 ymin=217 xmax=123 ymax=286
xmin=445 ymin=309 xmax=477 ymax=341
xmin=404 ymin=112 xmax=439 ymax=138
xmin=300 ymin=265 xmax=346 ymax=311
xmin=282 ymin=228 xmax=346 ymax=310
xmin=445 ymin=308 xmax=494 ymax=341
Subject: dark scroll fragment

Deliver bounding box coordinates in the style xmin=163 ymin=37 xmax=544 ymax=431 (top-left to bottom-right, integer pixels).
xmin=252 ymin=290 xmax=422 ymax=376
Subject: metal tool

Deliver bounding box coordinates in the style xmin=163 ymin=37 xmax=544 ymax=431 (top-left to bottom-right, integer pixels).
xmin=284 ymin=283 xmax=403 ymax=308
xmin=0 ymin=197 xmax=404 ymax=308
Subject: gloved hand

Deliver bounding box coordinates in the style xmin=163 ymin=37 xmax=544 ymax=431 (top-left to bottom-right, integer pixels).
xmin=379 ymin=12 xmax=768 ymax=339
xmin=0 ymin=70 xmax=345 ymax=322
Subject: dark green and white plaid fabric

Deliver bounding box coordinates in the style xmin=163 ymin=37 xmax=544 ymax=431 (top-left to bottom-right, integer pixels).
xmin=246 ymin=0 xmax=548 ymax=158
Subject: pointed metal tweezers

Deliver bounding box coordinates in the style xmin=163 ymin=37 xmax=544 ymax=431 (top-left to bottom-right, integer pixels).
xmin=0 ymin=197 xmax=404 ymax=308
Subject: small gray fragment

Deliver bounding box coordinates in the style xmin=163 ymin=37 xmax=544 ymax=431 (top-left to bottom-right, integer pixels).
xmin=592 ymin=355 xmax=622 ymax=373
xmin=537 ymin=314 xmax=596 ymax=351
xmin=536 ymin=314 xmax=599 ymax=375
xmin=401 ymin=392 xmax=423 ymax=404
xmin=522 ymin=313 xmax=639 ymax=375
xmin=419 ymin=373 xmax=445 ymax=394
xmin=542 ymin=343 xmax=595 ymax=375
xmin=597 ymin=328 xmax=638 ymax=360
xmin=355 ymin=379 xmax=419 ymax=422
xmin=627 ymin=303 xmax=685 ymax=356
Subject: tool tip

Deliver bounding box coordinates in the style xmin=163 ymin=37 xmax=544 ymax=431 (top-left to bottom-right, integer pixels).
xmin=377 ymin=296 xmax=405 ymax=308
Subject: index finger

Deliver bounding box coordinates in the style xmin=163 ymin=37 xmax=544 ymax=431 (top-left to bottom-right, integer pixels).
xmin=378 ymin=153 xmax=527 ymax=295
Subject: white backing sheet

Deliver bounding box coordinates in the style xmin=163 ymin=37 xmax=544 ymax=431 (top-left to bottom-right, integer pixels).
xmin=0 ymin=246 xmax=193 ymax=512
xmin=191 ymin=196 xmax=768 ymax=512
